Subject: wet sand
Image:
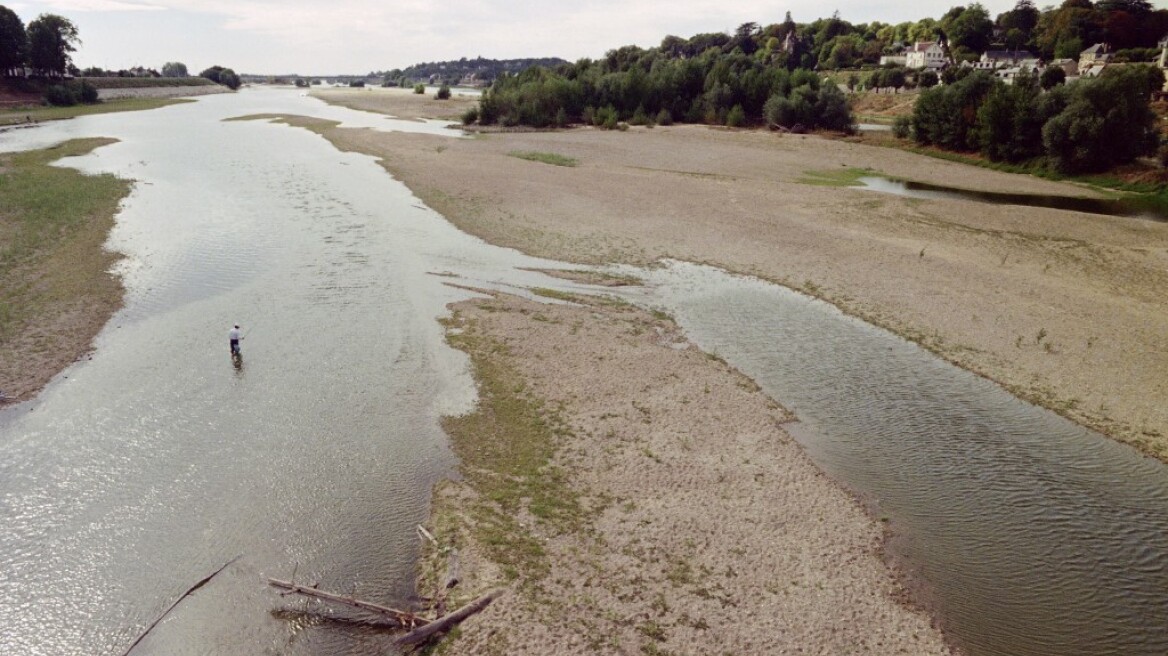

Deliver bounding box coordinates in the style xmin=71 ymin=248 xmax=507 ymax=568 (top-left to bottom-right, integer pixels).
xmin=304 ymin=104 xmax=1168 ymax=461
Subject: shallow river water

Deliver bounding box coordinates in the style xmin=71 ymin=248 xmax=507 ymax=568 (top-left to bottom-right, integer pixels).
xmin=1 ymin=89 xmax=1166 ymax=655
xmin=0 ymin=89 xmax=591 ymax=655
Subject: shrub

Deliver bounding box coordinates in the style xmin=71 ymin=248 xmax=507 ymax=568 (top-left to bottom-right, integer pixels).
xmin=554 ymin=108 xmax=568 ymax=128
xmin=461 ymin=106 xmax=479 ymax=125
xmin=629 ymin=105 xmax=650 ymax=126
xmin=436 ymin=84 xmax=451 ymax=100
xmin=594 ymin=105 xmax=618 ymax=129
xmin=43 ymin=84 xmax=79 ymax=107
xmin=655 ymin=109 xmax=673 ymax=126
xmin=413 ymin=83 xmax=425 ymax=94
xmin=1040 ymin=67 xmax=1066 ymax=90
xmin=581 ymin=106 xmax=595 ymax=125
xmin=892 ymin=115 xmax=912 ymax=139
xmin=78 ymin=80 xmax=98 ymax=104
xmin=726 ymin=104 xmax=746 ymax=127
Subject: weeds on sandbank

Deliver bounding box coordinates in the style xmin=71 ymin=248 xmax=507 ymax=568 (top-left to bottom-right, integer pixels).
xmin=508 ymin=151 xmax=579 ymax=167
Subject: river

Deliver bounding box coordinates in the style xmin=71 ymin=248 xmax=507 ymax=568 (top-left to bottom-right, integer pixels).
xmin=1 ymin=88 xmax=1166 ymax=655
xmin=0 ymin=89 xmax=588 ymax=655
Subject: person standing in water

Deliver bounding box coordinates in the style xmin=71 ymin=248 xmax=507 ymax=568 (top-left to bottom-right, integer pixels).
xmin=229 ymin=324 xmax=242 ymax=356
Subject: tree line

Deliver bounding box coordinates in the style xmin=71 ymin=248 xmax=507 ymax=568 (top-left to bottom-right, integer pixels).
xmin=0 ymin=4 xmax=241 ymax=101
xmin=465 ymin=0 xmax=1166 ymax=131
xmin=472 ymin=49 xmax=854 ymax=131
xmin=906 ymin=64 xmax=1162 ymax=174
xmin=0 ymin=7 xmax=78 ymax=78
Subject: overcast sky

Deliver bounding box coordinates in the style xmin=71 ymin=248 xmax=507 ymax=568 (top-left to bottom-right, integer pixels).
xmin=7 ymin=0 xmax=1157 ymax=75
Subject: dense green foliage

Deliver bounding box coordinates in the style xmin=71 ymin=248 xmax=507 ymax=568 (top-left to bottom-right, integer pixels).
xmin=436 ymin=83 xmax=451 ymax=99
xmin=0 ymin=6 xmax=26 ymax=75
xmin=26 ymin=13 xmax=77 ymax=78
xmin=200 ymin=65 xmax=241 ymax=90
xmin=474 ymin=48 xmax=854 ymax=130
xmin=42 ymin=78 xmax=96 ymax=106
xmin=161 ymin=61 xmax=188 ymax=77
xmin=911 ymin=65 xmax=1159 ymax=174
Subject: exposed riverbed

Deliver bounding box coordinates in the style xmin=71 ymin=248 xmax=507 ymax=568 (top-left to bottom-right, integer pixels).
xmin=1 ymin=88 xmax=1166 ymax=655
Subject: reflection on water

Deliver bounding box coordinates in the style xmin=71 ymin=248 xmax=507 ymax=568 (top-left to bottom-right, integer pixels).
xmin=859 ymin=176 xmax=1168 ymax=221
xmin=622 ymin=261 xmax=1168 ymax=656
xmin=0 ymin=88 xmax=594 ymax=656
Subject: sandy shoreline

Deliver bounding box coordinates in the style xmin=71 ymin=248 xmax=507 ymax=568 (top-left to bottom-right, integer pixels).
xmin=430 ymin=290 xmax=951 ymax=654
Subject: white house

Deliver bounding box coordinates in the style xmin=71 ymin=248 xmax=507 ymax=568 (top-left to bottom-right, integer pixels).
xmin=905 ymin=42 xmax=947 ymax=70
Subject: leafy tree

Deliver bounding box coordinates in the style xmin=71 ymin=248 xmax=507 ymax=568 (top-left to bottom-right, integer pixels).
xmin=0 ymin=6 xmax=27 ymax=76
xmin=199 ymin=65 xmax=240 ymax=89
xmin=996 ymin=0 xmax=1040 ymax=49
xmin=1040 ymin=66 xmax=1066 ymax=89
xmin=918 ymin=70 xmax=939 ymax=88
xmin=976 ymin=71 xmax=1045 ymax=162
xmin=912 ymin=70 xmax=996 ymax=150
xmin=1043 ymin=66 xmax=1158 ymax=172
xmin=941 ymin=4 xmax=995 ymax=53
xmin=27 ymin=13 xmax=79 ymax=78
xmin=161 ymin=61 xmax=188 ymax=77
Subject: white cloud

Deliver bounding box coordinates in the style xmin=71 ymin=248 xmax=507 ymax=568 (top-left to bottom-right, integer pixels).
xmin=41 ymin=0 xmax=163 ymax=10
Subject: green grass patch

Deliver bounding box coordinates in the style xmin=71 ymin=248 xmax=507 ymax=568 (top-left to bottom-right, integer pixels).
xmin=797 ymin=167 xmax=873 ymax=187
xmin=531 ymin=287 xmax=581 ymax=302
xmin=507 ymin=151 xmax=579 ymax=167
xmin=0 ymin=138 xmax=130 ymax=340
xmin=440 ymin=316 xmax=585 ymax=584
xmin=0 ymin=97 xmax=193 ymax=127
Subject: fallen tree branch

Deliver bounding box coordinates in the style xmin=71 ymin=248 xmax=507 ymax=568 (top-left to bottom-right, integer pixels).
xmin=267 ymin=578 xmax=422 ymax=627
xmin=395 ymin=589 xmax=503 ymax=647
xmin=121 ymin=556 xmax=240 ymax=655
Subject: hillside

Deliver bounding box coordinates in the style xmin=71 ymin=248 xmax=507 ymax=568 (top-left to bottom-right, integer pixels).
xmin=380 ymin=57 xmax=568 ymax=85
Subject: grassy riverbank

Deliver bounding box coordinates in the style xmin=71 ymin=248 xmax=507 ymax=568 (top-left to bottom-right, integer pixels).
xmin=0 ymin=139 xmax=131 ymax=402
xmin=0 ymin=97 xmax=193 ymax=127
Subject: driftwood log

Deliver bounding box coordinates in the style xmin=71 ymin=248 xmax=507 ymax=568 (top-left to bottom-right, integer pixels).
xmin=121 ymin=556 xmax=240 ymax=655
xmin=394 ymin=589 xmax=503 ymax=647
xmin=267 ymin=578 xmax=422 ymax=627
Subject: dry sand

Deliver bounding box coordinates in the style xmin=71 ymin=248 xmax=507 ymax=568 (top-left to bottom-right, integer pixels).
xmin=311 ymin=86 xmax=478 ymax=122
xmin=304 ymin=108 xmax=1168 ymax=461
xmin=431 ymin=291 xmax=950 ymax=654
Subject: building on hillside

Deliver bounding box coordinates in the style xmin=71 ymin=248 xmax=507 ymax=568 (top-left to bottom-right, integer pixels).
xmin=905 ymin=42 xmax=947 ymax=70
xmin=980 ymin=50 xmax=1036 ymax=68
xmin=879 ymin=54 xmax=908 ymax=66
xmin=1159 ymin=35 xmax=1168 ymax=69
xmin=993 ymin=62 xmax=1042 ymax=85
xmin=1079 ymin=43 xmax=1111 ymax=74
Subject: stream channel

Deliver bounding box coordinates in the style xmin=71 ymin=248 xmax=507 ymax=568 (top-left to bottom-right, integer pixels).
xmin=1 ymin=88 xmax=1165 ymax=655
